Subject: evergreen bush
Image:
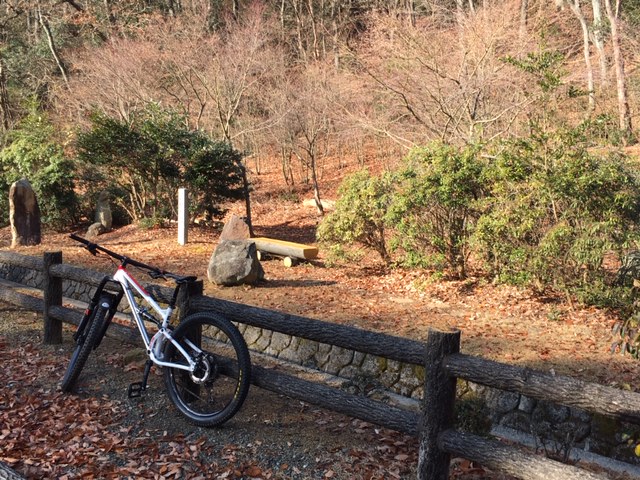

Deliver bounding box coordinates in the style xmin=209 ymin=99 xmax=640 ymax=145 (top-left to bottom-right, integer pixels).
xmin=317 ymin=169 xmax=396 ymax=264
xmin=0 ymin=107 xmax=78 ymax=229
xmin=76 ymin=105 xmax=245 ymax=224
xmin=474 ymin=126 xmax=640 ymax=295
xmin=388 ymin=143 xmax=486 ymax=279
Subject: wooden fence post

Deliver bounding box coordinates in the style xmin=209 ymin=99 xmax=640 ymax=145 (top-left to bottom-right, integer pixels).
xmin=177 ymin=279 xmax=203 ymax=322
xmin=418 ymin=328 xmax=461 ymax=480
xmin=43 ymin=251 xmax=63 ymax=344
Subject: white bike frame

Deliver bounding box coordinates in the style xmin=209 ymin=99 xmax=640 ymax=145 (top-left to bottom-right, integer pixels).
xmin=112 ymin=266 xmax=199 ymax=373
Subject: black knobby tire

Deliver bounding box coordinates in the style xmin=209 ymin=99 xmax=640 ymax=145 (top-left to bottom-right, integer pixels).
xmin=60 ymin=299 xmax=109 ymax=393
xmin=163 ymin=312 xmax=251 ymax=427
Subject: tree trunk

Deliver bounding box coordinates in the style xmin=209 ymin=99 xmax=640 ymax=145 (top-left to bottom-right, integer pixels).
xmin=568 ymin=0 xmax=595 ymax=113
xmin=104 ymin=0 xmax=116 ymax=25
xmin=37 ymin=5 xmax=70 ymax=88
xmin=519 ymin=0 xmax=529 ymax=38
xmin=308 ymin=153 xmax=324 ymax=216
xmin=603 ymin=0 xmax=633 ymax=141
xmin=238 ymin=159 xmax=254 ymax=237
xmin=0 ymin=56 xmax=11 ymax=131
xmin=590 ymin=0 xmax=608 ymax=87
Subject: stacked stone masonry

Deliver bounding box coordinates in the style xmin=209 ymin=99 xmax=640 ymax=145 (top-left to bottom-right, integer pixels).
xmin=1 ymin=263 xmax=638 ymax=466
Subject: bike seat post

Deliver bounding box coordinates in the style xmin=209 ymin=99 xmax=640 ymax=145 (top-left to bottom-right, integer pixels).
xmin=169 ymin=282 xmax=183 ymax=310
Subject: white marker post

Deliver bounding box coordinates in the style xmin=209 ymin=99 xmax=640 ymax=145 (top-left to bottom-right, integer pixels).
xmin=178 ymin=188 xmax=188 ymax=245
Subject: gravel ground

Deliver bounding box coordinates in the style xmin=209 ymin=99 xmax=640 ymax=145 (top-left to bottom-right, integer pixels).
xmin=0 ymin=304 xmax=422 ymax=479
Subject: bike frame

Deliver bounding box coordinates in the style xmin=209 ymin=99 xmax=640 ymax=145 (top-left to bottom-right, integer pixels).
xmin=112 ymin=265 xmax=199 ymax=374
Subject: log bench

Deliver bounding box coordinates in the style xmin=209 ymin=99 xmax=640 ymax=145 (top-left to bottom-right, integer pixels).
xmin=251 ymin=237 xmax=319 ymax=267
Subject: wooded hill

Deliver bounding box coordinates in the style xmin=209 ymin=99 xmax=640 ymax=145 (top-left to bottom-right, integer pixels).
xmin=1 ymin=1 xmax=640 ymax=296
xmin=1 ymin=0 xmax=638 ymax=163
xmin=3 ymin=0 xmax=640 ymax=368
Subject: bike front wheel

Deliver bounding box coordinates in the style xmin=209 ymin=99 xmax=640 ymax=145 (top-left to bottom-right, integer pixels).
xmin=163 ymin=312 xmax=251 ymax=427
xmin=61 ymin=298 xmax=110 ymax=392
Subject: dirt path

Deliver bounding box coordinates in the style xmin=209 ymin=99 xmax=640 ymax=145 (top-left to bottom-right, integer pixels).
xmin=2 ymin=305 xmax=523 ymax=479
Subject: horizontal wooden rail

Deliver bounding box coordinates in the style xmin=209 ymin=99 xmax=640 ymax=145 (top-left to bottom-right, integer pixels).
xmin=251 ymin=363 xmax=419 ymax=435
xmin=438 ymin=429 xmax=608 ymax=480
xmin=444 ymin=353 xmax=640 ymax=425
xmin=191 ymin=295 xmax=426 ymax=365
xmin=0 ymin=284 xmax=44 ymax=311
xmin=49 ymin=263 xmax=114 ymax=288
xmin=47 ymin=304 xmax=141 ymax=346
xmin=0 ymin=251 xmax=44 ymax=271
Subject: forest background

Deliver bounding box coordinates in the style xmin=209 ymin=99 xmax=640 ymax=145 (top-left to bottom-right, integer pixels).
xmin=2 ymin=0 xmax=640 ymax=339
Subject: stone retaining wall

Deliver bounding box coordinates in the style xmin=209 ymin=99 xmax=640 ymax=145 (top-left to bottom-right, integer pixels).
xmin=1 ymin=262 xmax=639 ymax=468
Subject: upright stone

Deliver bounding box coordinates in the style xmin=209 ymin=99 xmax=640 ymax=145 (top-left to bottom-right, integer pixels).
xmin=86 ymin=222 xmax=106 ymax=238
xmin=178 ymin=188 xmax=188 ymax=245
xmin=219 ymin=214 xmax=251 ymax=241
xmin=9 ymin=178 xmax=41 ymax=247
xmin=95 ymin=190 xmax=112 ymax=230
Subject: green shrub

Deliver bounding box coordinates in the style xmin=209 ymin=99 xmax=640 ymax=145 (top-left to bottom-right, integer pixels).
xmin=474 ymin=126 xmax=640 ymax=295
xmin=76 ymin=105 xmax=245 ymax=224
xmin=317 ymin=169 xmax=396 ymax=264
xmin=387 ymin=142 xmax=486 ymax=279
xmin=0 ymin=107 xmax=78 ymax=229
xmin=183 ymin=141 xmax=245 ymax=221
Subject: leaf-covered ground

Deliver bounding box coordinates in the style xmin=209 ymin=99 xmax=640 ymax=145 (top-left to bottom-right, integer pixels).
xmin=0 ymin=306 xmax=519 ymax=479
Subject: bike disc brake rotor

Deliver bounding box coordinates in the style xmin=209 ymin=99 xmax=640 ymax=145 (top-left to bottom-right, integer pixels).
xmin=190 ymin=353 xmax=218 ymax=384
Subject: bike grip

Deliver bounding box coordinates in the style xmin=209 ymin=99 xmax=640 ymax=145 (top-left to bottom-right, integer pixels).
xmin=69 ymin=233 xmax=99 ymax=255
xmin=70 ymin=233 xmax=89 ymax=244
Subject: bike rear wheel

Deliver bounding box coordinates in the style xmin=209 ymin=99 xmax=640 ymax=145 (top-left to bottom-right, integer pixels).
xmin=60 ymin=298 xmax=110 ymax=392
xmin=163 ymin=312 xmax=251 ymax=427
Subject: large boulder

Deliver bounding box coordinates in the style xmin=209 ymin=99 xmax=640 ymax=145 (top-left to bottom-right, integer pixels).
xmin=207 ymin=240 xmax=264 ymax=286
xmin=9 ymin=178 xmax=41 ymax=247
xmin=95 ymin=190 xmax=112 ymax=230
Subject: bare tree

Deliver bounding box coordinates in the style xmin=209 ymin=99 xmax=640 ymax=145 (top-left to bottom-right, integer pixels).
xmin=565 ymin=0 xmax=596 ymax=112
xmin=353 ymin=11 xmax=532 ymax=147
xmin=270 ymin=61 xmax=344 ymax=215
xmin=519 ymin=0 xmax=529 ymax=37
xmin=37 ymin=3 xmax=70 ymax=89
xmin=590 ymin=0 xmax=608 ymax=87
xmin=603 ymin=0 xmax=633 ymax=139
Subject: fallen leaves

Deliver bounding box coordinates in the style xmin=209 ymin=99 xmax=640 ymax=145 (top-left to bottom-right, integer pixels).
xmin=1 ymin=326 xmax=425 ymax=479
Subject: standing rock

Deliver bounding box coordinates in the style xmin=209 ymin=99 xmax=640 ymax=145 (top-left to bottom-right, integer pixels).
xmin=207 ymin=240 xmax=264 ymax=286
xmin=9 ymin=178 xmax=41 ymax=247
xmin=219 ymin=214 xmax=251 ymax=241
xmin=95 ymin=190 xmax=112 ymax=230
xmin=86 ymin=222 xmax=106 ymax=238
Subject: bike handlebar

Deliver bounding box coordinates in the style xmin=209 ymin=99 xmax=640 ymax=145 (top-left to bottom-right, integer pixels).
xmin=70 ymin=234 xmax=197 ymax=284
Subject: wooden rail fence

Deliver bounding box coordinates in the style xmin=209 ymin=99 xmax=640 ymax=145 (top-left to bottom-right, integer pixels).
xmin=1 ymin=250 xmax=640 ymax=480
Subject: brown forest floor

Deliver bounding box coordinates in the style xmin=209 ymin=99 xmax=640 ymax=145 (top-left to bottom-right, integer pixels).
xmin=2 ymin=192 xmax=639 ymax=389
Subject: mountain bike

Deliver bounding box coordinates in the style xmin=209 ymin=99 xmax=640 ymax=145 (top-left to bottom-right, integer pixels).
xmin=61 ymin=234 xmax=251 ymax=427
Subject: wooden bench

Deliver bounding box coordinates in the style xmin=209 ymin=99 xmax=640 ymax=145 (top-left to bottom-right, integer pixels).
xmin=251 ymin=237 xmax=319 ymax=267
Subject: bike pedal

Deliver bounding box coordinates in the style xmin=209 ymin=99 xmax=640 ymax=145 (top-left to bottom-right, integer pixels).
xmin=127 ymin=382 xmax=146 ymax=398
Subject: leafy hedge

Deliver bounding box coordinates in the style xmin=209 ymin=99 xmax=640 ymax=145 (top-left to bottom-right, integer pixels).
xmin=0 ymin=107 xmax=78 ymax=229
xmin=318 ymin=126 xmax=640 ymax=301
xmin=0 ymin=104 xmax=246 ymax=229
xmin=76 ymin=105 xmax=245 ymax=224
